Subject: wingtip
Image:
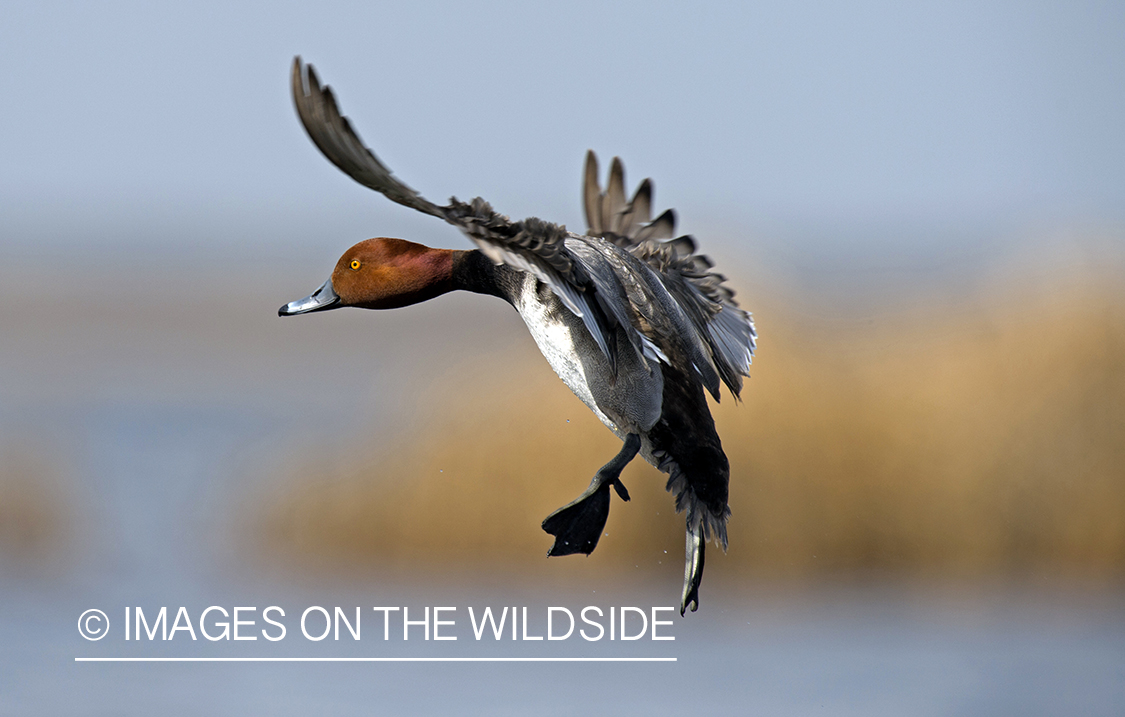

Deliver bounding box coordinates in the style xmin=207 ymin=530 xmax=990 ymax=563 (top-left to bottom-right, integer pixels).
xmin=584 ymin=150 xmax=599 ymax=188
xmin=290 ymin=56 xmax=303 ymax=101
xmin=604 ymin=158 xmax=626 ymax=233
xmin=583 ymin=150 xmax=603 ymax=235
xmin=608 ymin=157 xmax=625 ymax=195
xmin=291 ymin=56 xmax=316 ymax=104
xmin=306 ymin=62 xmax=320 ymax=92
xmin=294 ymin=56 xmax=311 ymax=84
xmin=634 ymin=177 xmax=652 ymax=199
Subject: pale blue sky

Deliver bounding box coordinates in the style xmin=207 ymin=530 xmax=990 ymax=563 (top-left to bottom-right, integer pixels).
xmin=2 ymin=1 xmax=1122 ymax=266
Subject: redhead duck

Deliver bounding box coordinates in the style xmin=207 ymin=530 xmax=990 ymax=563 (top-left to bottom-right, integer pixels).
xmin=281 ymin=58 xmax=756 ymax=614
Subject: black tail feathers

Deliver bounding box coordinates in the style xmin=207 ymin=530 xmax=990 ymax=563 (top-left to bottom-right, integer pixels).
xmin=681 ymin=522 xmax=706 ymax=615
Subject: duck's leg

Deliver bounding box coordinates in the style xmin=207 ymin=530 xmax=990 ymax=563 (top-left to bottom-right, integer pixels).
xmin=542 ymin=433 xmax=640 ymax=557
xmin=680 ymin=522 xmax=706 ymax=615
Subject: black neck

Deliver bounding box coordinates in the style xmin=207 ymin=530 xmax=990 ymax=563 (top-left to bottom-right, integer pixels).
xmin=451 ymin=250 xmax=522 ymax=305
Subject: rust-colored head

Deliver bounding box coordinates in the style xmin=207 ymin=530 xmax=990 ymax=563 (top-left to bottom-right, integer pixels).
xmin=331 ymin=238 xmax=453 ymax=309
xmin=279 ymin=238 xmax=453 ymax=316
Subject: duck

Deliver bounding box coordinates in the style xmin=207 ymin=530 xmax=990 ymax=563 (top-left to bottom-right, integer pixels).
xmin=280 ymin=58 xmax=756 ymax=614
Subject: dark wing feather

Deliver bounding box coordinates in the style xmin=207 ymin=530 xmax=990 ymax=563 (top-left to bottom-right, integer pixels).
xmin=631 ymin=239 xmax=756 ymax=397
xmin=635 ymin=209 xmax=676 ymax=243
xmin=603 ymin=157 xmax=627 ymax=234
xmin=571 ymin=236 xmax=724 ymax=400
xmin=583 ymin=151 xmax=603 ymax=236
xmin=291 ymin=57 xmax=444 ymax=219
xmin=582 ymin=151 xmax=757 ymax=397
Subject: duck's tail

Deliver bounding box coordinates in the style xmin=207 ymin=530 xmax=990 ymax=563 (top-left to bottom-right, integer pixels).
xmin=659 ymin=452 xmax=731 ymax=615
xmin=682 ymin=522 xmax=706 ymax=615
xmin=645 ymin=357 xmax=731 ymax=615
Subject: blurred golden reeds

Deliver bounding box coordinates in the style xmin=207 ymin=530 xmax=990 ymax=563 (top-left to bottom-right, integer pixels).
xmin=0 ymin=448 xmax=70 ymax=563
xmin=259 ymin=255 xmax=1125 ymax=580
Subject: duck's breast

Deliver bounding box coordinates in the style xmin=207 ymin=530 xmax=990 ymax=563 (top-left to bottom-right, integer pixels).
xmin=512 ymin=275 xmax=663 ymax=436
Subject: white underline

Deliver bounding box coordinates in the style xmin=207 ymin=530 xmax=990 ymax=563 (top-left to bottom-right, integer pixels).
xmin=75 ymin=657 xmax=676 ymax=663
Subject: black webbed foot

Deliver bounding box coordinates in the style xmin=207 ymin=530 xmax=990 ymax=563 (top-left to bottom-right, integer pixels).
xmin=542 ymin=479 xmax=612 ymax=556
xmin=542 ymin=434 xmax=640 ymax=557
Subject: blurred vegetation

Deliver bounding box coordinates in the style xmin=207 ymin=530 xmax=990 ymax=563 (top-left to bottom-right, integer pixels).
xmin=260 ymin=258 xmax=1125 ymax=580
xmin=0 ymin=448 xmax=70 ymax=563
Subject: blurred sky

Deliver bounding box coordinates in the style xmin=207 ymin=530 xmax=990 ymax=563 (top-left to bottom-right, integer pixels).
xmin=1 ymin=0 xmax=1123 ymax=269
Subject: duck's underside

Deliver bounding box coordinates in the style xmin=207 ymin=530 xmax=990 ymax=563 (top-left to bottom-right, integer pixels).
xmin=538 ymin=377 xmax=729 ymax=614
xmin=506 ymin=268 xmax=728 ymax=614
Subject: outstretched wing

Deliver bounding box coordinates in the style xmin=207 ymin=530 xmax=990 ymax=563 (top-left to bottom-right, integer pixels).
xmin=583 ymin=152 xmax=757 ymax=398
xmin=290 ymin=57 xmax=615 ymax=363
xmin=291 ymin=58 xmax=445 ymax=220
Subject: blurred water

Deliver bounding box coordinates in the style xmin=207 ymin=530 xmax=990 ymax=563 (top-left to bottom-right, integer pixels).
xmin=2 ymin=293 xmax=1123 ymax=714
xmin=3 ymin=396 xmax=1123 ymax=716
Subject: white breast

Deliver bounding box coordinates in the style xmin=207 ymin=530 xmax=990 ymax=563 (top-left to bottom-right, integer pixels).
xmin=511 ymin=276 xmax=663 ymax=436
xmin=513 ymin=280 xmax=617 ymax=430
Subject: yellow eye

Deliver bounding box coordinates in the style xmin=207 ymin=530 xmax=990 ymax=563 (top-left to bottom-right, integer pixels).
xmin=350 ymin=259 xmax=361 ymax=271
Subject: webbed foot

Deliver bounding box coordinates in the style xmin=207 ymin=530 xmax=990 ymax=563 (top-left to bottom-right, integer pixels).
xmin=542 ymin=479 xmax=613 ymax=556
xmin=542 ymin=434 xmax=640 ymax=557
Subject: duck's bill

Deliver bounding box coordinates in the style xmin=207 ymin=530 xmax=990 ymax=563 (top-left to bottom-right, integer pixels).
xmin=279 ymin=279 xmax=341 ymax=316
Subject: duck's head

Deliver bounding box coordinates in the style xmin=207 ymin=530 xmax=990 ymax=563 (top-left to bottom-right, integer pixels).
xmin=279 ymin=237 xmax=453 ymax=316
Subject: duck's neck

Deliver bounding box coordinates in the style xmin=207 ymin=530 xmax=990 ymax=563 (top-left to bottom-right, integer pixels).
xmin=372 ymin=245 xmax=457 ymax=309
xmin=451 ymin=249 xmax=521 ymax=304
xmin=371 ymin=248 xmax=515 ymax=309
